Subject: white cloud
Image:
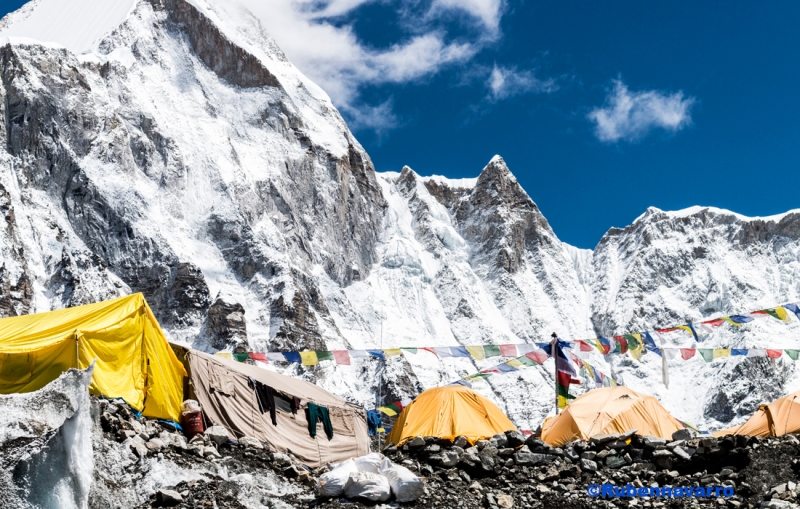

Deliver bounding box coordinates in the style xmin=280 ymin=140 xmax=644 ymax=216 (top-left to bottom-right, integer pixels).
xmin=236 ymin=0 xmax=503 ymax=134
xmin=588 ymin=79 xmax=695 ymax=143
xmin=486 ymin=64 xmax=558 ymax=101
xmin=429 ymin=0 xmax=505 ymax=36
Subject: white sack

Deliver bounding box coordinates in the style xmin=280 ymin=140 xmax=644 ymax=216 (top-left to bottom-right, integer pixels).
xmin=380 ymin=458 xmax=425 ymax=502
xmin=353 ymin=452 xmax=385 ymax=473
xmin=343 ymin=471 xmax=391 ymax=502
xmin=317 ymin=459 xmax=358 ymax=497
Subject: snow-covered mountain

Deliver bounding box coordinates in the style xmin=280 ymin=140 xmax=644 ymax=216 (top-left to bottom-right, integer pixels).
xmin=1 ymin=0 xmax=799 ymax=431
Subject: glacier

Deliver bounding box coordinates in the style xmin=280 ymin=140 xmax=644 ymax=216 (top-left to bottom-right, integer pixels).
xmin=0 ymin=0 xmax=798 ymax=435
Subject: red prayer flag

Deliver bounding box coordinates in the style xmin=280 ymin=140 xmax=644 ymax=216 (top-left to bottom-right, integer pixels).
xmin=332 ymin=350 xmax=351 ymax=365
xmin=680 ymin=348 xmax=696 ymax=360
xmin=576 ymin=340 xmax=593 ymax=352
xmin=499 ymin=344 xmax=518 ymax=357
xmin=249 ymin=352 xmax=268 ymax=363
xmin=420 ymin=347 xmax=438 ymax=357
xmin=526 ymin=352 xmax=549 ymax=364
xmin=767 ymin=349 xmax=783 ymax=359
xmin=701 ymin=318 xmax=725 ymax=327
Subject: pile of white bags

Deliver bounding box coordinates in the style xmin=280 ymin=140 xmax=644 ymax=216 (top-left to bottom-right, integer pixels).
xmin=316 ymin=453 xmax=425 ymax=502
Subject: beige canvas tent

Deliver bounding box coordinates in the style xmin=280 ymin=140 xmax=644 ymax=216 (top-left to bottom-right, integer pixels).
xmin=173 ymin=346 xmax=369 ymax=467
xmin=714 ymin=390 xmax=800 ymax=438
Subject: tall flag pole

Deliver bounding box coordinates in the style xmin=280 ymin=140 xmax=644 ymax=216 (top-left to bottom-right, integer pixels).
xmin=550 ymin=333 xmax=559 ymax=414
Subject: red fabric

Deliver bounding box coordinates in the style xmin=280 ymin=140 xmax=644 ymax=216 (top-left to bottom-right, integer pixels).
xmin=701 ymin=318 xmax=725 ymax=327
xmin=420 ymin=347 xmax=438 ymax=357
xmin=526 ymin=352 xmax=549 ymax=364
xmin=557 ymin=371 xmax=580 ymax=386
xmin=613 ymin=336 xmax=628 ymax=354
xmin=657 ymin=327 xmax=680 ymax=333
xmin=680 ymin=348 xmax=696 ymax=360
xmin=248 ymin=352 xmax=268 ymax=363
xmin=332 ymin=350 xmax=351 ymax=365
xmin=576 ymin=340 xmax=593 ymax=352
xmin=767 ymin=349 xmax=783 ymax=359
xmin=499 ymin=344 xmax=518 ymax=357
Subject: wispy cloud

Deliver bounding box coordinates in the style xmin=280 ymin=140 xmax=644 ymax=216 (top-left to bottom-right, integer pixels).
xmin=428 ymin=0 xmax=506 ymax=38
xmin=588 ymin=79 xmax=695 ymax=143
xmin=486 ymin=64 xmax=558 ymax=101
xmin=239 ymin=0 xmax=506 ymax=134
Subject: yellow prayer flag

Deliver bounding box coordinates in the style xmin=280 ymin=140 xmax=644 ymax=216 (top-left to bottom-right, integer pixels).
xmin=629 ymin=333 xmax=644 ymax=360
xmin=383 ymin=348 xmax=402 ymax=357
xmin=713 ymin=348 xmax=731 ymax=359
xmin=506 ymin=359 xmax=523 ymax=368
xmin=776 ymin=307 xmax=792 ymax=323
xmin=466 ymin=345 xmax=486 ymax=360
xmin=215 ymin=352 xmax=233 ymax=360
xmin=300 ymin=351 xmax=318 ymax=366
xmin=377 ymin=406 xmax=397 ymax=416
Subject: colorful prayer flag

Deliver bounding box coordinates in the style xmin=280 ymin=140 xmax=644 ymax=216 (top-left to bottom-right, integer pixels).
xmin=332 ymin=350 xmax=351 ymax=365
xmin=434 ymin=347 xmax=453 ymax=358
xmin=730 ymin=349 xmax=747 ymax=356
xmin=575 ymin=340 xmax=594 ymax=352
xmin=450 ymin=346 xmax=470 ymax=358
xmin=785 ymin=350 xmax=800 ymax=361
xmin=613 ymin=336 xmax=628 ymax=354
xmin=517 ymin=344 xmax=536 ymax=355
xmin=349 ymin=350 xmax=370 ymax=358
xmin=698 ymin=349 xmax=714 ymax=362
xmin=713 ymin=348 xmax=731 ymax=359
xmin=266 ymin=352 xmax=287 ymax=363
xmin=283 ymin=352 xmax=301 ymax=364
xmin=506 ymin=359 xmax=523 ymax=368
xmin=249 ymin=352 xmax=268 ymax=363
xmin=766 ymin=349 xmax=783 ymax=359
xmin=367 ymin=350 xmax=385 ymax=359
xmin=232 ymin=352 xmax=249 ymax=362
xmin=215 ymin=352 xmax=233 ymax=360
xmin=300 ymin=351 xmax=318 ymax=365
xmin=316 ymin=351 xmax=335 ymax=362
xmin=678 ymin=324 xmax=699 ymax=340
xmin=597 ymin=338 xmax=612 ymax=355
xmin=680 ymin=348 xmax=696 ymax=360
xmin=555 ymin=339 xmax=580 ymax=409
xmin=382 ymin=348 xmax=402 ymax=357
xmin=526 ymin=351 xmax=549 ymax=364
xmin=784 ymin=303 xmax=800 ymax=321
xmin=747 ymin=349 xmax=766 ymax=357
xmin=483 ymin=345 xmax=501 ymax=357
xmin=401 ymin=347 xmax=418 ymax=354
xmin=499 ymin=344 xmax=518 ymax=357
xmin=495 ymin=363 xmax=518 ymax=373
xmin=726 ymin=315 xmax=754 ymax=326
xmin=466 ymin=346 xmax=485 ymax=360
xmin=642 ymin=332 xmax=661 ymax=356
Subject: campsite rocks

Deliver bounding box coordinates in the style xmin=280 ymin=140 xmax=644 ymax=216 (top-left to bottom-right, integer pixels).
xmin=238 ymin=436 xmax=265 ymax=450
xmin=505 ymin=430 xmax=526 ymax=448
xmin=204 ymin=425 xmax=230 ymax=446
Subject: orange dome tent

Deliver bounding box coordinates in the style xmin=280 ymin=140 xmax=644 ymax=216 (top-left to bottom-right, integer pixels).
xmin=385 ymin=385 xmax=516 ymax=447
xmin=541 ymin=386 xmax=685 ymax=447
xmin=714 ymin=390 xmax=800 ymax=438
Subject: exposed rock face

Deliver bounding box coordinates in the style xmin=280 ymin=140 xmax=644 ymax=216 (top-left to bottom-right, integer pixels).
xmin=205 ymin=296 xmax=247 ymax=350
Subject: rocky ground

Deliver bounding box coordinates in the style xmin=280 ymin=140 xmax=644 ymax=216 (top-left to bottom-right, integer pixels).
xmin=96 ymin=397 xmax=800 ymax=508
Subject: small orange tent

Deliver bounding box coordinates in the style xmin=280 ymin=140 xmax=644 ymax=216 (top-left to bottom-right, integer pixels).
xmin=714 ymin=390 xmax=800 ymax=437
xmin=541 ymin=386 xmax=685 ymax=446
xmin=385 ymin=385 xmax=516 ymax=447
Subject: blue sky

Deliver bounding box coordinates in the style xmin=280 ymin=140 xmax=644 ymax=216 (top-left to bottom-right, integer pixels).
xmin=1 ymin=0 xmax=798 ymax=248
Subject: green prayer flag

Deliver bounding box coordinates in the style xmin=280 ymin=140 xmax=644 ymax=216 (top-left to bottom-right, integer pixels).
xmin=517 ymin=356 xmax=538 ymax=367
xmin=233 ymin=352 xmax=249 ymax=362
xmin=698 ymin=349 xmax=714 ymax=362
xmin=316 ymin=351 xmax=334 ymax=362
xmin=483 ymin=345 xmax=501 ymax=357
xmin=785 ymin=349 xmax=800 ymax=361
xmin=401 ymin=347 xmax=418 ymax=354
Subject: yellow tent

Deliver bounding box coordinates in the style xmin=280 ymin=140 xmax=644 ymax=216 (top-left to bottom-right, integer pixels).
xmin=714 ymin=390 xmax=800 ymax=437
xmin=385 ymin=385 xmax=517 ymax=447
xmin=541 ymin=386 xmax=685 ymax=446
xmin=0 ymin=293 xmax=186 ymax=422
